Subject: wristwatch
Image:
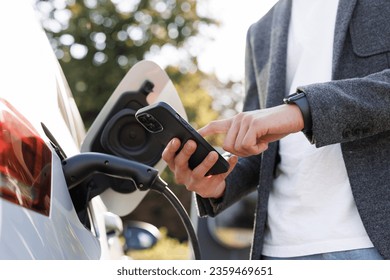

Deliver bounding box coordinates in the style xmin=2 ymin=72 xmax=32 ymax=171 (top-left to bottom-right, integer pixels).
xmin=283 ymin=91 xmax=312 ymax=134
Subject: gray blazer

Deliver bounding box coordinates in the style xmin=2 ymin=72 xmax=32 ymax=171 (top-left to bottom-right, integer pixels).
xmin=197 ymin=0 xmax=390 ymax=259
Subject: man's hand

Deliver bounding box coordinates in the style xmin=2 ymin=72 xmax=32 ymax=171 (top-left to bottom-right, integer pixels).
xmin=162 ymin=138 xmax=238 ymax=198
xmin=161 ymin=104 xmax=303 ymax=198
xmin=198 ymin=104 xmax=304 ymax=157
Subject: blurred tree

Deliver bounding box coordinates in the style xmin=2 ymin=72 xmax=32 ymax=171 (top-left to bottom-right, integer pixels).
xmin=34 ymin=0 xmax=244 ymax=242
xmin=35 ymin=0 xmax=218 ymax=127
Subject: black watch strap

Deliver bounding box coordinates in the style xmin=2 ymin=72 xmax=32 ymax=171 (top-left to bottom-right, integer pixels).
xmin=283 ymin=91 xmax=313 ymax=134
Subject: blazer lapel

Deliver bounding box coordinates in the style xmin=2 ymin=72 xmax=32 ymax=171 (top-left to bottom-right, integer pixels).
xmin=252 ymin=0 xmax=292 ymax=260
xmin=265 ymin=0 xmax=292 ymax=108
xmin=332 ymin=0 xmax=358 ymax=78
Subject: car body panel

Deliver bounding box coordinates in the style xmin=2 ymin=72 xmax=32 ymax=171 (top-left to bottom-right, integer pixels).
xmin=0 ymin=1 xmax=102 ymax=259
xmin=0 ymin=1 xmax=187 ymax=259
xmin=0 ymin=156 xmax=101 ymax=259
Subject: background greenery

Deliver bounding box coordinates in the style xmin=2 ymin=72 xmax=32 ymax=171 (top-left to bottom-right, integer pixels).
xmin=35 ymin=0 xmax=243 ymax=242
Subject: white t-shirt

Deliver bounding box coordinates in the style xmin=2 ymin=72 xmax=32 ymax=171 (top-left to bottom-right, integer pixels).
xmin=262 ymin=0 xmax=373 ymax=257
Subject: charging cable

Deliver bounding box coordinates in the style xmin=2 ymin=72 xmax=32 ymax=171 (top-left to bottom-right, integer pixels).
xmin=62 ymin=152 xmax=201 ymax=260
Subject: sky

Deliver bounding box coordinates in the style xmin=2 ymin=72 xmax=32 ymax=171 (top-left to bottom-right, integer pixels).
xmin=196 ymin=0 xmax=278 ymax=83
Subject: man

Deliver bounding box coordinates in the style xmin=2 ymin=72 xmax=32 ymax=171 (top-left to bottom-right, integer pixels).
xmin=162 ymin=0 xmax=390 ymax=259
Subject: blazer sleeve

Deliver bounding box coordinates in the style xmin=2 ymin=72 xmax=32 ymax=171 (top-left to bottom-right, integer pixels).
xmin=301 ymin=69 xmax=390 ymax=147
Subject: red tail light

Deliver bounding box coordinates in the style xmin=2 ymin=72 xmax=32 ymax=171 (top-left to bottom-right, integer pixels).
xmin=0 ymin=98 xmax=52 ymax=216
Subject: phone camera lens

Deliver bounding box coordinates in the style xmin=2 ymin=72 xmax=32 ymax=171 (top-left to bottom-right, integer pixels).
xmin=138 ymin=113 xmax=163 ymax=133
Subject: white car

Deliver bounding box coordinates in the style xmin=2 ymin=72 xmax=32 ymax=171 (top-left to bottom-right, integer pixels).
xmin=0 ymin=1 xmax=191 ymax=259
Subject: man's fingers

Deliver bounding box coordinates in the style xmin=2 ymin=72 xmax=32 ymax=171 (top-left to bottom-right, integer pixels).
xmin=174 ymin=140 xmax=196 ymax=168
xmin=162 ymin=138 xmax=181 ymax=170
xmin=189 ymin=154 xmax=238 ymax=198
xmin=192 ymin=151 xmax=219 ymax=180
xmin=198 ymin=118 xmax=233 ymax=137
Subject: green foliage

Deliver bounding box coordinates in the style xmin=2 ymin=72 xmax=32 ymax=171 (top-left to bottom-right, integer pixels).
xmin=166 ymin=66 xmax=218 ymax=126
xmin=36 ymin=0 xmax=218 ymax=127
xmin=127 ymin=227 xmax=190 ymax=260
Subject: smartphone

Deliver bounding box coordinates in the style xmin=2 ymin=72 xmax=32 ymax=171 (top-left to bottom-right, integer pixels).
xmin=135 ymin=102 xmax=229 ymax=175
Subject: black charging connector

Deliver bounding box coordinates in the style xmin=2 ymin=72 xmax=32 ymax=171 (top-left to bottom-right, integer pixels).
xmin=62 ymin=152 xmax=201 ymax=260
